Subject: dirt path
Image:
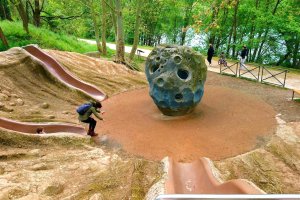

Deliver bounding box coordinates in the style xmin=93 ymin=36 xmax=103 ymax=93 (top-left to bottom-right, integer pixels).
xmin=97 ymin=86 xmax=276 ymax=162
xmin=208 ymin=59 xmax=300 ymax=90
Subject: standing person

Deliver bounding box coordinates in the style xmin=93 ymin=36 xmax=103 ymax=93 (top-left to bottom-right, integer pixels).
xmin=207 ymin=44 xmax=214 ymax=66
xmin=77 ymin=101 xmax=104 ymax=136
xmin=240 ymin=45 xmax=248 ymax=64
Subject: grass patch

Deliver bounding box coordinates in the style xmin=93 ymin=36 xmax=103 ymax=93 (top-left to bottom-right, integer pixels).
xmin=266 ymin=140 xmax=300 ymax=173
xmin=75 ymin=158 xmax=162 ymax=200
xmin=0 ymin=20 xmax=97 ymax=53
xmin=215 ymin=152 xmax=284 ymax=193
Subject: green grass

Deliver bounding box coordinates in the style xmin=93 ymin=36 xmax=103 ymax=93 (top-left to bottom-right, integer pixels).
xmin=0 ymin=21 xmax=98 ymax=53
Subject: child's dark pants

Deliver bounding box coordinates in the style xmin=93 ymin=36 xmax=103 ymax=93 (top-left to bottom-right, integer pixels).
xmin=82 ymin=117 xmax=97 ymax=132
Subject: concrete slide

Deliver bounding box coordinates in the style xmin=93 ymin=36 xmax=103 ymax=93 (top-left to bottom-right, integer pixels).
xmin=23 ymin=45 xmax=107 ymax=102
xmin=0 ymin=117 xmax=85 ymax=134
xmin=166 ymin=157 xmax=264 ymax=194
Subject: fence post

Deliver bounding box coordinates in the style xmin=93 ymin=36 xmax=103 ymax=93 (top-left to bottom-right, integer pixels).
xmin=283 ymin=70 xmax=288 ymax=87
xmin=236 ymin=62 xmax=239 ymax=77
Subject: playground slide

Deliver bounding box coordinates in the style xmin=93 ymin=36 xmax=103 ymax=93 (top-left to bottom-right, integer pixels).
xmin=0 ymin=117 xmax=85 ymax=134
xmin=166 ymin=157 xmax=264 ymax=194
xmin=0 ymin=45 xmax=106 ymax=135
xmin=23 ymin=45 xmax=107 ymax=102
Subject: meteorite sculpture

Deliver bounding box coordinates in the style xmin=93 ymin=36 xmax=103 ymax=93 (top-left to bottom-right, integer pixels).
xmin=145 ymin=45 xmax=207 ymax=116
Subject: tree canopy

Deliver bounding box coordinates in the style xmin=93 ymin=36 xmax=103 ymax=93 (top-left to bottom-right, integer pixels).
xmin=1 ymin=0 xmax=299 ymax=68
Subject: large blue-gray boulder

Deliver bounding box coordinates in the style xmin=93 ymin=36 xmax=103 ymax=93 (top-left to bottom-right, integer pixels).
xmin=145 ymin=45 xmax=207 ymax=116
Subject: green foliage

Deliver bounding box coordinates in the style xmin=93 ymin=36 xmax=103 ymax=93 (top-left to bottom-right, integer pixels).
xmin=192 ymin=0 xmax=300 ymax=69
xmin=0 ymin=20 xmax=97 ymax=53
xmin=4 ymin=0 xmax=299 ymax=69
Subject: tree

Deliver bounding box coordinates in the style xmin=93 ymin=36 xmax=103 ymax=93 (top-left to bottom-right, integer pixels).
xmin=10 ymin=0 xmax=29 ymax=34
xmin=0 ymin=26 xmax=9 ymax=49
xmin=180 ymin=0 xmax=195 ymax=45
xmin=0 ymin=0 xmax=13 ymax=21
xmin=115 ymin=0 xmax=125 ymax=63
xmin=129 ymin=0 xmax=143 ymax=61
xmin=26 ymin=0 xmax=45 ymax=27
xmin=101 ymin=0 xmax=107 ymax=55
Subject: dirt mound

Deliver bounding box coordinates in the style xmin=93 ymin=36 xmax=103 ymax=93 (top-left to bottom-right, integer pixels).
xmin=46 ymin=50 xmax=147 ymax=97
xmin=0 ymin=129 xmax=162 ymax=199
xmin=0 ymin=48 xmax=147 ymax=123
xmin=0 ymin=47 xmax=86 ymax=123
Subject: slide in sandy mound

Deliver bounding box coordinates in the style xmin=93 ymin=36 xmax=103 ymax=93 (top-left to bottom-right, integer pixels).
xmin=166 ymin=157 xmax=263 ymax=194
xmin=0 ymin=45 xmax=106 ymax=135
xmin=0 ymin=117 xmax=85 ymax=134
xmin=23 ymin=45 xmax=106 ymax=102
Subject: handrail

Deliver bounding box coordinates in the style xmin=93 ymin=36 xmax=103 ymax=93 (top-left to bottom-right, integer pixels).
xmin=260 ymin=66 xmax=288 ymax=87
xmin=239 ymin=63 xmax=260 ymax=81
xmin=220 ymin=62 xmax=239 ymax=76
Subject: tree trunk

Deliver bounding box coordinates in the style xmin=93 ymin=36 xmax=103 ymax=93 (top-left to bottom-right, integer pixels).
xmin=101 ymin=0 xmax=107 ymax=55
xmin=208 ymin=1 xmax=220 ymax=45
xmin=115 ymin=0 xmax=125 ymax=63
xmin=256 ymin=0 xmax=281 ymax=62
xmin=33 ymin=0 xmax=41 ymax=27
xmin=0 ymin=0 xmax=13 ymax=20
xmin=252 ymin=31 xmax=262 ymax=61
xmin=226 ymin=22 xmax=233 ymax=56
xmin=248 ymin=0 xmax=259 ymax=61
xmin=180 ymin=0 xmax=194 ymax=45
xmin=109 ymin=0 xmax=117 ymax=43
xmin=292 ymin=36 xmax=299 ymax=68
xmin=216 ymin=5 xmax=228 ymax=51
xmin=10 ymin=0 xmax=29 ymax=34
xmin=90 ymin=0 xmax=102 ymax=53
xmin=256 ymin=28 xmax=269 ymax=62
xmin=0 ymin=26 xmax=9 ymax=49
xmin=129 ymin=0 xmax=143 ymax=61
xmin=231 ymin=0 xmax=239 ymax=57
xmin=172 ymin=16 xmax=178 ymax=44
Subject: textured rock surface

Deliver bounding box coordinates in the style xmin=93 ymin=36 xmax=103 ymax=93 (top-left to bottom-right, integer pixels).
xmin=145 ymin=45 xmax=207 ymax=116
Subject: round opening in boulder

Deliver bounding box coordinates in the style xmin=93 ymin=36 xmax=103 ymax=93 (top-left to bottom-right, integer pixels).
xmin=177 ymin=69 xmax=189 ymax=80
xmin=175 ymin=93 xmax=183 ymax=101
xmin=150 ymin=63 xmax=159 ymax=74
xmin=174 ymin=55 xmax=182 ymax=64
xmin=157 ymin=78 xmax=164 ymax=87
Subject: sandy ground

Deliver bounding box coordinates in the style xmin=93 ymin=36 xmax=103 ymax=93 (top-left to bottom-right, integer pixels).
xmin=99 ymin=86 xmax=276 ymax=161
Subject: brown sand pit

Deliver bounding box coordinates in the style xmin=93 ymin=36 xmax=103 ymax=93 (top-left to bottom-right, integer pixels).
xmin=99 ymin=86 xmax=276 ymax=161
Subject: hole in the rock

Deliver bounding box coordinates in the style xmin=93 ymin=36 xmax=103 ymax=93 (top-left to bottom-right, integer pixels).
xmin=177 ymin=69 xmax=189 ymax=80
xmin=156 ymin=57 xmax=161 ymax=61
xmin=157 ymin=78 xmax=164 ymax=86
xmin=161 ymin=59 xmax=167 ymax=65
xmin=174 ymin=55 xmax=182 ymax=64
xmin=175 ymin=93 xmax=183 ymax=101
xmin=150 ymin=63 xmax=160 ymax=73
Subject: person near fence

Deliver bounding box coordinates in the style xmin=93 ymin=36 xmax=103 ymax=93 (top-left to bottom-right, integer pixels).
xmin=207 ymin=44 xmax=214 ymax=66
xmin=239 ymin=45 xmax=248 ymax=70
xmin=218 ymin=52 xmax=227 ymax=67
xmin=240 ymin=46 xmax=248 ymax=63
